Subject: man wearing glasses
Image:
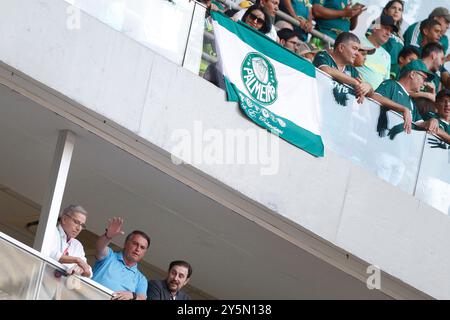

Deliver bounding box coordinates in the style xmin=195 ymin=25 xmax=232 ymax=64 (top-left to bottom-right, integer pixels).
xmin=374 ymin=59 xmax=439 ymax=136
xmin=44 ymin=204 xmax=92 ymax=277
xmin=277 ymin=28 xmax=303 ymax=52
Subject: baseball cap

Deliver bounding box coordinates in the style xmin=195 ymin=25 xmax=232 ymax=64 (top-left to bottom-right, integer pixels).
xmin=399 ymin=60 xmax=435 ymax=82
xmin=372 ymin=14 xmax=399 ymax=33
xmin=429 ymin=7 xmax=450 ymax=23
xmin=297 ymin=42 xmax=319 ymax=56
xmin=359 ymin=44 xmax=376 ymax=55
xmin=239 ymin=0 xmax=252 ymax=8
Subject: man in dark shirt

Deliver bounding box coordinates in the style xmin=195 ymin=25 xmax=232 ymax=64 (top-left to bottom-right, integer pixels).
xmin=313 ymin=31 xmax=372 ymax=104
xmin=374 ymin=59 xmax=439 ymax=136
xmin=423 ymin=89 xmax=450 ymax=144
xmin=147 ymin=260 xmax=192 ymax=300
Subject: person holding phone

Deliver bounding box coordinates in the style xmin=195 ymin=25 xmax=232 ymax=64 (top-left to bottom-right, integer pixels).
xmin=311 ymin=0 xmax=366 ymax=49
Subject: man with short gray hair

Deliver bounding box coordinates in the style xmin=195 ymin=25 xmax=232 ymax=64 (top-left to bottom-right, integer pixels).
xmin=43 ymin=204 xmax=92 ymax=277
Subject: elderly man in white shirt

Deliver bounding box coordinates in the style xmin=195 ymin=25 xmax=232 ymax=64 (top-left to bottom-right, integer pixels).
xmin=44 ymin=205 xmax=92 ymax=277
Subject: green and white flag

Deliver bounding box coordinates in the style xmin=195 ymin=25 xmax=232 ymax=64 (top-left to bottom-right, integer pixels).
xmin=211 ymin=11 xmax=324 ymax=157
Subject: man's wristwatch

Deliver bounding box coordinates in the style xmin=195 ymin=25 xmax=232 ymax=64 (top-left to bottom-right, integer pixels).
xmin=104 ymin=229 xmax=112 ymax=240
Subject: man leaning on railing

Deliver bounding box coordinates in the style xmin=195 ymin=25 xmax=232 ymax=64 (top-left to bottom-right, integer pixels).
xmin=312 ymin=32 xmax=373 ymax=104
xmin=42 ymin=204 xmax=92 ymax=277
xmin=423 ymin=89 xmax=450 ymax=144
xmin=92 ymin=217 xmax=150 ymax=300
xmin=374 ymin=60 xmax=440 ymax=137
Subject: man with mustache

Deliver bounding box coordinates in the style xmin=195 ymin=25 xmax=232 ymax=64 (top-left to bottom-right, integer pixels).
xmin=147 ymin=260 xmax=192 ymax=300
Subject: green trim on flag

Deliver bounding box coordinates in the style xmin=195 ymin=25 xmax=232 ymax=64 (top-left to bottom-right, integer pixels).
xmin=224 ymin=76 xmax=239 ymax=102
xmin=211 ymin=11 xmax=316 ymax=78
xmin=231 ymin=83 xmax=324 ymax=157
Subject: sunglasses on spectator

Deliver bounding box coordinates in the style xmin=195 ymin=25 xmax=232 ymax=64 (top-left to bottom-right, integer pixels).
xmin=248 ymin=13 xmax=265 ymax=25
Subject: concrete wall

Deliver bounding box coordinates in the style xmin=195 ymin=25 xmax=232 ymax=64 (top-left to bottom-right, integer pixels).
xmin=0 ymin=0 xmax=449 ymax=298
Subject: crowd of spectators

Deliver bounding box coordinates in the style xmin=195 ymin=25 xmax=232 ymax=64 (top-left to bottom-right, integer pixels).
xmin=203 ymin=0 xmax=450 ymax=143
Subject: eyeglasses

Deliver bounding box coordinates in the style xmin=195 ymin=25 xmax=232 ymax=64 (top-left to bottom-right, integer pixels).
xmin=248 ymin=13 xmax=265 ymax=25
xmin=414 ymin=71 xmax=428 ymax=81
xmin=64 ymin=214 xmax=86 ymax=230
xmin=286 ymin=40 xmax=301 ymax=48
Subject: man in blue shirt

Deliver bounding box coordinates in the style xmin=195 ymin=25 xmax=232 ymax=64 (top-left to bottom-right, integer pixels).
xmin=92 ymin=217 xmax=150 ymax=300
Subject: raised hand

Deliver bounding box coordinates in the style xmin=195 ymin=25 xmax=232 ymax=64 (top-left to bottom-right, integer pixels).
xmin=106 ymin=217 xmax=125 ymax=239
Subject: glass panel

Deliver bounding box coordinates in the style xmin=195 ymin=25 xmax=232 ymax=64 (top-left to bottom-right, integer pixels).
xmin=66 ymin=0 xmax=196 ymax=65
xmin=414 ymin=134 xmax=450 ymax=215
xmin=182 ymin=1 xmax=208 ymax=74
xmin=38 ymin=263 xmax=111 ymax=300
xmin=316 ymin=71 xmax=426 ymax=194
xmin=0 ymin=237 xmax=43 ymax=300
xmin=0 ymin=234 xmax=112 ymax=300
xmin=198 ymin=16 xmax=217 ymax=78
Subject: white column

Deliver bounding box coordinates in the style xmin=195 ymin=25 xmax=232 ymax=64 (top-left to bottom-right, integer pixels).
xmin=33 ymin=130 xmax=76 ymax=252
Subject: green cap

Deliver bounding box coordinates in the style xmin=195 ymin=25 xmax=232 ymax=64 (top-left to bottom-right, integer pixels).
xmin=399 ymin=59 xmax=435 ymax=82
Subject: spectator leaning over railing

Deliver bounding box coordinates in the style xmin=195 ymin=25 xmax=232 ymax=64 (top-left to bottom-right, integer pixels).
xmin=367 ymin=0 xmax=404 ymax=80
xmin=410 ymin=42 xmax=446 ymax=116
xmin=233 ymin=0 xmax=280 ymax=41
xmin=423 ymin=89 xmax=450 ymax=144
xmin=391 ymin=46 xmax=420 ymax=80
xmin=312 ymin=32 xmax=373 ymax=104
xmin=357 ymin=14 xmax=396 ymax=90
xmin=279 ymin=0 xmax=313 ymax=42
xmin=404 ymin=7 xmax=449 ymax=56
xmin=92 ymin=217 xmax=150 ymax=300
xmin=311 ymin=0 xmax=366 ymax=49
xmin=374 ymin=59 xmax=439 ymax=137
xmin=147 ymin=260 xmax=193 ymax=300
xmin=43 ymin=204 xmax=92 ymax=277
